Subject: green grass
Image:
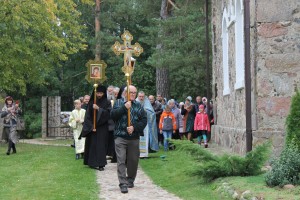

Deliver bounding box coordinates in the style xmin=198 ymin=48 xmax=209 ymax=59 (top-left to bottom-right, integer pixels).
xmin=0 ymin=142 xmax=98 ymax=200
xmin=140 ymin=147 xmax=300 ymax=200
xmin=217 ymin=175 xmax=300 ymax=200
xmin=139 ymin=148 xmax=228 ymax=200
xmin=34 ymin=138 xmax=74 ymax=146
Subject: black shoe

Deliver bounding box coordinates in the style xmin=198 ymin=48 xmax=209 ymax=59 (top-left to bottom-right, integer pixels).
xmin=99 ymin=167 xmax=104 ymax=171
xmin=6 ymin=151 xmax=10 ymax=155
xmin=111 ymin=157 xmax=117 ymax=163
xmin=120 ymin=185 xmax=128 ymax=193
xmin=128 ymin=182 xmax=134 ymax=188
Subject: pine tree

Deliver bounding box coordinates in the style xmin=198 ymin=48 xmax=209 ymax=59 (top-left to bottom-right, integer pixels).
xmin=144 ymin=0 xmax=209 ymax=101
xmin=285 ymin=90 xmax=300 ymax=149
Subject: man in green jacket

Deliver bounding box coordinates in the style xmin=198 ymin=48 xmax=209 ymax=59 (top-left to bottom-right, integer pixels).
xmin=111 ymin=85 xmax=147 ymax=194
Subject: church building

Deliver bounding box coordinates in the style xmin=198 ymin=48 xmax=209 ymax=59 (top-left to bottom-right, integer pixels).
xmin=211 ymin=0 xmax=300 ymax=155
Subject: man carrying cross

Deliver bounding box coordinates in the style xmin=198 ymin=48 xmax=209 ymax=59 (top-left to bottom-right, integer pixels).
xmin=110 ymin=85 xmax=147 ymax=193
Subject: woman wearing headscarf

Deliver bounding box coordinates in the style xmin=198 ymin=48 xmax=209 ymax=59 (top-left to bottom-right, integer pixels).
xmin=181 ymin=96 xmax=196 ymax=141
xmin=1 ymin=96 xmax=22 ymax=155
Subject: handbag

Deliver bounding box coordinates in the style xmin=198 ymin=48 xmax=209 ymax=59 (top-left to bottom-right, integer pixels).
xmin=16 ymin=117 xmax=25 ymax=131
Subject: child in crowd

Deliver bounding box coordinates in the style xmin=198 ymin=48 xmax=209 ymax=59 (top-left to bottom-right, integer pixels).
xmin=69 ymin=100 xmax=86 ymax=159
xmin=159 ymin=105 xmax=177 ymax=151
xmin=194 ymin=104 xmax=210 ymax=148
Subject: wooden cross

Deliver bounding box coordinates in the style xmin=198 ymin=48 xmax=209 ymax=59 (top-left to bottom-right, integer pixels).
xmin=112 ymin=30 xmax=143 ymax=77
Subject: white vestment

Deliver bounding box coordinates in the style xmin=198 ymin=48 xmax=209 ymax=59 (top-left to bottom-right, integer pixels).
xmin=69 ymin=109 xmax=86 ymax=154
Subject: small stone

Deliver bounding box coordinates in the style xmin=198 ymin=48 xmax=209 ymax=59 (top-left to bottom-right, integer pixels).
xmin=280 ymin=21 xmax=292 ymax=27
xmin=227 ymin=188 xmax=235 ymax=196
xmin=232 ymin=191 xmax=239 ymax=199
xmin=283 ymin=184 xmax=295 ymax=189
xmin=241 ymin=190 xmax=253 ymax=199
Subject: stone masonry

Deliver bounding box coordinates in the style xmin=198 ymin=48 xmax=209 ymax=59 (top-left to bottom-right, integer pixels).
xmin=211 ymin=0 xmax=300 ymax=156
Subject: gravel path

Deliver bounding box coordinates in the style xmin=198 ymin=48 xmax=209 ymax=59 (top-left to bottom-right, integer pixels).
xmin=97 ymin=162 xmax=182 ymax=200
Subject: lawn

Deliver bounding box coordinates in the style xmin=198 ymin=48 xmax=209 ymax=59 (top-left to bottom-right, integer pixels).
xmin=0 ymin=142 xmax=98 ymax=200
xmin=139 ymin=148 xmax=228 ymax=200
xmin=217 ymin=175 xmax=300 ymax=200
xmin=2 ymin=140 xmax=299 ymax=200
xmin=140 ymin=146 xmax=300 ymax=200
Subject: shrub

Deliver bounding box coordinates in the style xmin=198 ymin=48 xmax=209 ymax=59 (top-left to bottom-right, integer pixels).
xmin=285 ymin=90 xmax=300 ymax=150
xmin=172 ymin=140 xmax=271 ymax=182
xmin=23 ymin=112 xmax=42 ymax=138
xmin=265 ymin=143 xmax=300 ymax=187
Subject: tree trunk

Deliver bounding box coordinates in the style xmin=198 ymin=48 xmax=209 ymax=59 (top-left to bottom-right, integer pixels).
xmin=156 ymin=0 xmax=170 ymax=99
xmin=156 ymin=68 xmax=170 ymax=99
xmin=95 ymin=0 xmax=101 ymax=61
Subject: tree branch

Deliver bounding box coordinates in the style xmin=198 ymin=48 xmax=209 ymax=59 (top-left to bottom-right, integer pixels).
xmin=168 ymin=0 xmax=180 ymax=10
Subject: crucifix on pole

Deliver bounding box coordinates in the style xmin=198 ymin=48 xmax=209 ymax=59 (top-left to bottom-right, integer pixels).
xmin=112 ymin=30 xmax=143 ymax=126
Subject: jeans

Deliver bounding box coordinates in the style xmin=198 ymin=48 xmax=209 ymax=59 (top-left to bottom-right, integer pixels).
xmin=196 ymin=130 xmax=207 ymax=144
xmin=162 ymin=130 xmax=172 ymax=151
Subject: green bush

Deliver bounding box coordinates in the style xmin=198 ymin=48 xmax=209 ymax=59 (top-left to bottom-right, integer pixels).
xmin=23 ymin=112 xmax=42 ymax=138
xmin=285 ymin=90 xmax=300 ymax=150
xmin=265 ymin=143 xmax=300 ymax=187
xmin=172 ymin=140 xmax=271 ymax=182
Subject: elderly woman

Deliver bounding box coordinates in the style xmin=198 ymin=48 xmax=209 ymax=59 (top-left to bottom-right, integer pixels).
xmin=1 ymin=96 xmax=22 ymax=155
xmin=181 ymin=96 xmax=196 ymax=141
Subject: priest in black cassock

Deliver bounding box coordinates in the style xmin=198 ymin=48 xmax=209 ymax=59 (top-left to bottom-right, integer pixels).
xmin=81 ymin=85 xmax=111 ymax=171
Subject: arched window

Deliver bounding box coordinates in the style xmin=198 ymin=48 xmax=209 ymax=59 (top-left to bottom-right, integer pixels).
xmin=222 ymin=10 xmax=230 ymax=96
xmin=234 ymin=0 xmax=245 ymax=89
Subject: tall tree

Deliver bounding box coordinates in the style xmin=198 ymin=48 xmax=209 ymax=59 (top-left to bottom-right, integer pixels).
xmin=145 ymin=0 xmax=208 ymax=101
xmin=0 ymin=0 xmax=90 ymax=95
xmin=155 ymin=0 xmax=172 ymax=99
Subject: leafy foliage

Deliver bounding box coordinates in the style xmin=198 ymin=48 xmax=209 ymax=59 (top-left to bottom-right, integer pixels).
xmin=265 ymin=91 xmax=300 ymax=187
xmin=23 ymin=112 xmax=42 ymax=138
xmin=265 ymin=142 xmax=300 ymax=187
xmin=172 ymin=140 xmax=271 ymax=182
xmin=285 ymin=90 xmax=300 ymax=150
xmin=143 ymin=0 xmax=210 ymax=100
xmin=0 ymin=0 xmax=88 ymax=94
xmin=2 ymin=1 xmax=212 ymax=137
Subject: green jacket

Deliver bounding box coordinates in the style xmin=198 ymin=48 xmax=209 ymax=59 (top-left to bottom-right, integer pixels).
xmin=111 ymin=99 xmax=147 ymax=139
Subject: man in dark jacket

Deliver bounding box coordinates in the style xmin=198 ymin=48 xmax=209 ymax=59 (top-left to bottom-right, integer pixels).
xmin=111 ymin=85 xmax=147 ymax=194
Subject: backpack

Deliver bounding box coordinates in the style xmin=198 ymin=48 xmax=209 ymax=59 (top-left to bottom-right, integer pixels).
xmin=162 ymin=115 xmax=173 ymax=131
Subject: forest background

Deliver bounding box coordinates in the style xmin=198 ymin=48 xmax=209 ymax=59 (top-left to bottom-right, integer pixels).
xmin=0 ymin=0 xmax=211 ymax=138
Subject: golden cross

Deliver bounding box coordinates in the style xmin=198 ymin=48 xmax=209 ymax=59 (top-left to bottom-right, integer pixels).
xmin=112 ymin=30 xmax=143 ymax=76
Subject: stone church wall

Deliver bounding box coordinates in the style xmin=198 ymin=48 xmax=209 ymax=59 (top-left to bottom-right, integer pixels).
xmin=211 ymin=0 xmax=300 ymax=155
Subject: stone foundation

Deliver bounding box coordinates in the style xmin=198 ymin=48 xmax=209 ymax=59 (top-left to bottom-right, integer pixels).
xmin=212 ymin=125 xmax=285 ymax=157
xmin=212 ymin=125 xmax=246 ymax=155
xmin=252 ymin=130 xmax=285 ymax=157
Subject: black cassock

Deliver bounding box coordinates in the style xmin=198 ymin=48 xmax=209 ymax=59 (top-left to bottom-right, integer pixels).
xmin=81 ymin=96 xmax=111 ymax=168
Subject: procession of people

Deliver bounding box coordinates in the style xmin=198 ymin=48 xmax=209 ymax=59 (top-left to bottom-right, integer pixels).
xmin=0 ymin=85 xmax=213 ymax=194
